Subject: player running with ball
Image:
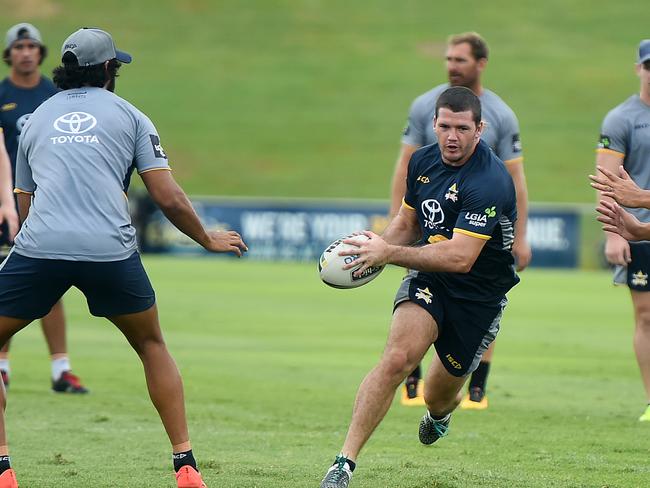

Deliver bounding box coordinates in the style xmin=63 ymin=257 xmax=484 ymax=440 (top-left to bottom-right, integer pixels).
xmin=320 ymin=86 xmax=519 ymax=488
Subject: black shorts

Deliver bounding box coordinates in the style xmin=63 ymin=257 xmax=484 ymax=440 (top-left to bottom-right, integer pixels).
xmin=0 ymin=250 xmax=155 ymax=321
xmin=614 ymin=242 xmax=650 ymax=291
xmin=394 ymin=270 xmax=506 ymax=377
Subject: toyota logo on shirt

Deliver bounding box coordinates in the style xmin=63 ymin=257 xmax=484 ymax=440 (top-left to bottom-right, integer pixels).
xmin=421 ymin=199 xmax=445 ymax=229
xmin=53 ymin=112 xmax=97 ymax=134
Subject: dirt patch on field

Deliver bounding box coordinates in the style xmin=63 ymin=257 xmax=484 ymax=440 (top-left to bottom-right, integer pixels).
xmin=0 ymin=0 xmax=61 ymax=18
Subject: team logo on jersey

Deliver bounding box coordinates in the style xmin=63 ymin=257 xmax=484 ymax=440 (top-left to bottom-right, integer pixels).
xmin=632 ymin=271 xmax=648 ymax=287
xmin=150 ymin=135 xmax=167 ymax=159
xmin=421 ymin=199 xmax=445 ymax=229
xmin=53 ymin=112 xmax=97 ymax=134
xmin=511 ymin=133 xmax=522 ymax=153
xmin=597 ymin=134 xmax=611 ymax=149
xmin=415 ymin=287 xmax=432 ymax=304
xmin=445 ymin=183 xmax=458 ymax=202
xmin=417 ymin=175 xmax=430 ymax=184
xmin=1 ymin=103 xmax=16 ymax=112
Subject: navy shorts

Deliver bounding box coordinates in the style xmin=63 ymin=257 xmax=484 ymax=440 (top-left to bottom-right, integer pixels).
xmin=613 ymin=242 xmax=650 ymax=291
xmin=394 ymin=271 xmax=507 ymax=377
xmin=0 ymin=250 xmax=155 ymax=321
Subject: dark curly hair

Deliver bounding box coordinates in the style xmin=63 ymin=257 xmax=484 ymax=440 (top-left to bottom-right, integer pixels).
xmin=52 ymin=51 xmax=121 ymax=90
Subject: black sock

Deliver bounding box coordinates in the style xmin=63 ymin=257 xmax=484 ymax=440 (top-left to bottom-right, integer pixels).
xmin=406 ymin=365 xmax=421 ymax=383
xmin=429 ymin=411 xmax=448 ymax=421
xmin=336 ymin=456 xmax=356 ymax=472
xmin=469 ymin=361 xmax=490 ymax=391
xmin=173 ymin=449 xmax=197 ymax=473
xmin=0 ymin=455 xmax=10 ymax=475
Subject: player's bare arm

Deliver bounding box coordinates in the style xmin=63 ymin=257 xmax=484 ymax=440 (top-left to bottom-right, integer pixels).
xmin=15 ymin=191 xmax=31 ymax=225
xmin=341 ymin=229 xmax=486 ymax=276
xmin=505 ymin=160 xmax=531 ymax=271
xmin=0 ymin=136 xmax=19 ymax=240
xmin=597 ymin=199 xmax=650 ymax=241
xmin=595 ymin=150 xmax=630 ymax=265
xmin=381 ymin=204 xmax=421 ymax=246
xmin=141 ymin=169 xmax=247 ymax=256
xmin=389 ymin=143 xmax=419 ymax=217
xmin=590 ymin=165 xmax=650 ymax=208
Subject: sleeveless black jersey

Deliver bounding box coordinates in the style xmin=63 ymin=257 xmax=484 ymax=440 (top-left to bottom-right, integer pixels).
xmin=0 ymin=76 xmax=58 ymax=179
xmin=403 ymin=140 xmax=519 ymax=302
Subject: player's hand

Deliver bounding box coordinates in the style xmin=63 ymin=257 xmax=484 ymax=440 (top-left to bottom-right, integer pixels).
xmin=589 ymin=166 xmax=646 ymax=208
xmin=597 ymin=200 xmax=647 ymax=245
xmin=340 ymin=231 xmax=391 ymax=276
xmin=202 ymin=230 xmax=248 ymax=256
xmin=0 ymin=204 xmax=19 ymax=243
xmin=511 ymin=236 xmax=532 ymax=272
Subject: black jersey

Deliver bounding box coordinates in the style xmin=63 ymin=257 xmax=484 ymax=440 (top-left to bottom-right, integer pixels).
xmin=0 ymin=76 xmax=58 ymax=179
xmin=403 ymin=140 xmax=519 ymax=302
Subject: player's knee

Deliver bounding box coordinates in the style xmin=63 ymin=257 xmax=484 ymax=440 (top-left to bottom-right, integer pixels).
xmin=636 ymin=308 xmax=650 ymax=330
xmin=380 ymin=349 xmax=418 ymax=380
xmin=132 ymin=335 xmax=166 ymax=358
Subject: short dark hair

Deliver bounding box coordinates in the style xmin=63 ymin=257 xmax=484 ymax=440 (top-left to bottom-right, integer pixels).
xmin=435 ymin=86 xmax=482 ymax=126
xmin=447 ymin=32 xmax=489 ymax=61
xmin=52 ymin=51 xmax=120 ymax=90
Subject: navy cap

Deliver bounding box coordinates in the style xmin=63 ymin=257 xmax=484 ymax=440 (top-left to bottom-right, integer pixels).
xmin=638 ymin=39 xmax=650 ymax=64
xmin=61 ymin=28 xmax=131 ymax=66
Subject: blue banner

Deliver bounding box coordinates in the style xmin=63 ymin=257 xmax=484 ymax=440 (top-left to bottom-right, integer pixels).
xmin=137 ymin=196 xmax=580 ymax=268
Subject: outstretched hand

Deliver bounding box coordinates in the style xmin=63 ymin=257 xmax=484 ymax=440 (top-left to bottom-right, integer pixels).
xmin=589 ymin=166 xmax=645 ymax=208
xmin=202 ymin=230 xmax=248 ymax=256
xmin=596 ymin=200 xmax=648 ymax=242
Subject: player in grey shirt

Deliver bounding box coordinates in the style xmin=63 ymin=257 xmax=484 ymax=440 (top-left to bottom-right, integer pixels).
xmin=591 ymin=39 xmax=650 ymax=422
xmin=0 ymin=28 xmax=247 ymax=487
xmin=390 ymin=32 xmax=531 ymax=410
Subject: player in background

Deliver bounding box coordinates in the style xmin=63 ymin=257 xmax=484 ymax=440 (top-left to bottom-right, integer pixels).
xmin=591 ymin=39 xmax=650 ymax=422
xmin=320 ymin=87 xmax=519 ymax=488
xmin=390 ymin=32 xmax=531 ymax=409
xmin=0 ymin=23 xmax=87 ymax=393
xmin=0 ymin=27 xmax=247 ymax=488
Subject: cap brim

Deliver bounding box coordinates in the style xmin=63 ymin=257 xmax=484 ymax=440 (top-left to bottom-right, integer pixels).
xmin=115 ymin=49 xmax=132 ymax=64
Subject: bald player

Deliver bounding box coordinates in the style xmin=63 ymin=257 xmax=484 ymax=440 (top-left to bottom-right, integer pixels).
xmin=592 ymin=39 xmax=650 ymax=422
xmin=390 ymin=32 xmax=531 ymax=409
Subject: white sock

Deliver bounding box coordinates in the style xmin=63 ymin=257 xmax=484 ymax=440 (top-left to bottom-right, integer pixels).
xmin=51 ymin=357 xmax=71 ymax=381
xmin=0 ymin=359 xmax=9 ymax=374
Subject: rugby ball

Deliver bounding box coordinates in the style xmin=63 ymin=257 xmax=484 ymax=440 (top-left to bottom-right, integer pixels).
xmin=318 ymin=234 xmax=384 ymax=289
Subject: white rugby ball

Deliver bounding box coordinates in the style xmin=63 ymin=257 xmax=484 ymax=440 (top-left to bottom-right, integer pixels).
xmin=318 ymin=234 xmax=384 ymax=289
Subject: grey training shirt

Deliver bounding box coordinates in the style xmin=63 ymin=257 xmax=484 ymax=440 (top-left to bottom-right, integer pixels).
xmin=402 ymin=83 xmax=523 ymax=163
xmin=598 ymin=95 xmax=650 ymax=224
xmin=14 ymin=87 xmax=170 ymax=261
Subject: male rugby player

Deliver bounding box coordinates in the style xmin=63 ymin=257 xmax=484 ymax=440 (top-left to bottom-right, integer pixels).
xmin=320 ymin=87 xmax=519 ymax=488
xmin=0 ymin=22 xmax=88 ymax=393
xmin=390 ymin=32 xmax=530 ymax=409
xmin=0 ymin=28 xmax=247 ymax=488
xmin=590 ymin=39 xmax=650 ymax=422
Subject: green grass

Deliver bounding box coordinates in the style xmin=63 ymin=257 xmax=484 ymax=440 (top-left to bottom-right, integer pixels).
xmin=3 ymin=256 xmax=648 ymax=487
xmin=0 ymin=0 xmax=647 ymax=202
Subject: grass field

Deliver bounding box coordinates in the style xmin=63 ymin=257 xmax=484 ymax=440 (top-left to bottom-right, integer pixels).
xmin=0 ymin=0 xmax=648 ymax=202
xmin=3 ymin=256 xmax=648 ymax=487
